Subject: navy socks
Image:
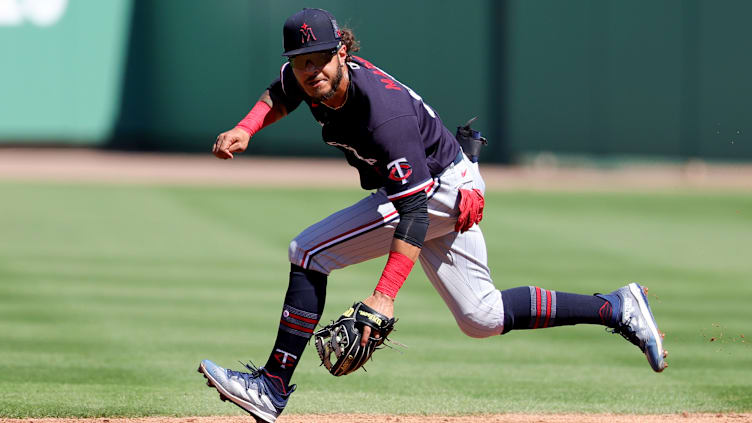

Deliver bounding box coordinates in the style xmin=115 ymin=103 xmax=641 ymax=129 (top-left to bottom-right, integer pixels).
xmin=500 ymin=286 xmax=616 ymax=334
xmin=264 ymin=265 xmax=327 ymax=388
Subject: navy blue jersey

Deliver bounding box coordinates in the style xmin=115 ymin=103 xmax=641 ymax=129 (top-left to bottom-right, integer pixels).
xmin=268 ymin=56 xmax=460 ymax=200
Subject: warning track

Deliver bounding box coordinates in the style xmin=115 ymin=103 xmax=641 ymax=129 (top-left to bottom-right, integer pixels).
xmin=1 ymin=148 xmax=751 ymax=191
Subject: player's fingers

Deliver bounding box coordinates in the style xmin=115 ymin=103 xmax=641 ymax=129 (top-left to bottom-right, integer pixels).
xmin=217 ymin=136 xmax=239 ymax=159
xmin=220 ymin=140 xmax=238 ymax=158
xmin=227 ymin=141 xmax=246 ymax=153
xmin=212 ymin=134 xmax=225 ymax=154
xmin=213 ymin=148 xmax=233 ymax=160
xmin=217 ymin=137 xmax=230 ymax=152
xmin=360 ymin=326 xmax=371 ymax=347
xmin=219 ymin=131 xmax=235 ymax=147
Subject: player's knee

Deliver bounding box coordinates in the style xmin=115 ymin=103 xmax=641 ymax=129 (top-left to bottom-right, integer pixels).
xmin=288 ymin=238 xmax=302 ymax=265
xmin=288 ymin=237 xmax=332 ymax=274
xmin=455 ymin=311 xmax=504 ymax=339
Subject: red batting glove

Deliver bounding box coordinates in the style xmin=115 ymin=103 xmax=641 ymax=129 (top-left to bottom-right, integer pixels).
xmin=455 ymin=188 xmax=485 ymax=233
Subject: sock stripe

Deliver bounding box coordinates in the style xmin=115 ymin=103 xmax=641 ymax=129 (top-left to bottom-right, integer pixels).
xmin=533 ymin=286 xmax=543 ymax=329
xmin=544 ymin=289 xmax=550 ymax=326
xmin=280 ymin=319 xmax=314 ymax=334
xmin=528 ymin=286 xmax=537 ymax=329
xmin=543 ymin=290 xmax=554 ymax=328
xmin=528 ymin=287 xmax=558 ymax=329
xmin=280 ymin=304 xmax=320 ymax=339
xmin=283 ymin=304 xmax=319 ymax=320
xmin=288 ymin=311 xmax=318 ymax=325
xmin=549 ymin=290 xmax=557 ymax=327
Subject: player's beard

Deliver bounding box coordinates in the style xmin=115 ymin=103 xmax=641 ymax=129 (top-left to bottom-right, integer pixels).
xmin=314 ymin=63 xmax=343 ymax=103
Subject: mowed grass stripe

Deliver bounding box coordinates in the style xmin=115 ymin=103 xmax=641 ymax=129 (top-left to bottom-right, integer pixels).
xmin=1 ymin=182 xmax=750 ymax=416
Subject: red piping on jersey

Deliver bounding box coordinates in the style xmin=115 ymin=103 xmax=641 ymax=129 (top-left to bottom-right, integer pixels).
xmin=387 ymin=179 xmax=434 ymax=201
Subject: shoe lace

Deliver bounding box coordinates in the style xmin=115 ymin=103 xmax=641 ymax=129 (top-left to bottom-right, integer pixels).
xmin=238 ymin=360 xmax=263 ymax=377
xmin=225 ymin=360 xmax=265 ymax=391
xmin=607 ymin=316 xmax=643 ymax=350
xmin=229 ymin=360 xmax=294 ymax=400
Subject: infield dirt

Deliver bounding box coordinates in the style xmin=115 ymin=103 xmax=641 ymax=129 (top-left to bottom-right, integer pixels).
xmin=3 ymin=414 xmax=752 ymax=423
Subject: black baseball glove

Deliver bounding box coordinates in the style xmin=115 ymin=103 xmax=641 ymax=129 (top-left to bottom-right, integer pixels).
xmin=314 ymin=301 xmax=396 ymax=376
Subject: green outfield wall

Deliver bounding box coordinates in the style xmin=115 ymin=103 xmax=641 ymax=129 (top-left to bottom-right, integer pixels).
xmin=1 ymin=0 xmax=750 ymax=161
xmin=502 ymin=0 xmax=752 ymax=161
xmin=111 ymin=0 xmax=492 ymax=157
xmin=0 ymin=0 xmax=133 ymax=145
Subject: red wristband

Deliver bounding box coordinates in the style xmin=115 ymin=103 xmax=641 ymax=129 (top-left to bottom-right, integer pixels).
xmin=375 ymin=251 xmax=414 ymax=299
xmin=235 ymin=101 xmax=272 ymax=137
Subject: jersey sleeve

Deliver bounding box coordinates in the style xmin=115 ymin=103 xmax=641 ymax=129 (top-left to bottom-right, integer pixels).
xmin=372 ymin=115 xmax=434 ymax=201
xmin=267 ymin=62 xmax=304 ymax=114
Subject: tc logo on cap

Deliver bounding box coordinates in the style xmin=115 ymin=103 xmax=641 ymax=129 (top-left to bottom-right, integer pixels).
xmin=300 ymin=22 xmax=317 ymax=43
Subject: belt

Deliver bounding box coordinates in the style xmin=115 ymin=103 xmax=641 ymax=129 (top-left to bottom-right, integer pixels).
xmin=452 ymin=149 xmax=464 ymax=165
xmin=435 ymin=149 xmax=465 ymax=180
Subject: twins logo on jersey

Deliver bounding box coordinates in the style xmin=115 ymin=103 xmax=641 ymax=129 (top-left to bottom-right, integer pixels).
xmin=387 ymin=157 xmax=412 ymax=185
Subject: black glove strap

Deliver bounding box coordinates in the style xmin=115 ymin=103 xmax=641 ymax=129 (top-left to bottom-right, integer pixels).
xmin=456 ymin=117 xmax=487 ymax=163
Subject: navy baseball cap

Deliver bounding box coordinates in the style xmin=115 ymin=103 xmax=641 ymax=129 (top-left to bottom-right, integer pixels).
xmin=282 ymin=8 xmax=341 ymax=57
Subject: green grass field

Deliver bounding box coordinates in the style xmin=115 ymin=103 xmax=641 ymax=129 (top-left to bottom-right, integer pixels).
xmin=1 ymin=182 xmax=750 ymax=417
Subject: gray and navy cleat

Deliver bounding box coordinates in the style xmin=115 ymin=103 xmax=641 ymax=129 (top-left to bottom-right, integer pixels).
xmin=198 ymin=359 xmax=293 ymax=423
xmin=597 ymin=282 xmax=668 ymax=372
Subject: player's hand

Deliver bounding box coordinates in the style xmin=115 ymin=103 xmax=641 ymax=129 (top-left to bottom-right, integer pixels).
xmin=212 ymin=127 xmax=251 ymax=159
xmin=360 ymin=291 xmax=394 ymax=347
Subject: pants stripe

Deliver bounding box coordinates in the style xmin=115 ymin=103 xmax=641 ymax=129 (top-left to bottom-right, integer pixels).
xmin=300 ymin=210 xmax=399 ymax=269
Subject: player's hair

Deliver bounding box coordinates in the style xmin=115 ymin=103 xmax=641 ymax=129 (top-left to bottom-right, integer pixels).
xmin=340 ymin=27 xmax=360 ymax=59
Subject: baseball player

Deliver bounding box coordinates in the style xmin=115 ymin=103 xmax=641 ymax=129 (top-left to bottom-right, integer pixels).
xmin=198 ymin=8 xmax=668 ymax=423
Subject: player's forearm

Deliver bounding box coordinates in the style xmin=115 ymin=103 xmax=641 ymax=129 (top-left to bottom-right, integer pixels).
xmin=373 ymin=191 xmax=429 ymax=298
xmin=374 ymin=240 xmax=417 ymax=300
xmin=235 ymin=90 xmax=287 ymax=136
xmin=258 ymin=90 xmax=288 ymax=123
xmin=389 ymin=238 xmax=420 ymax=261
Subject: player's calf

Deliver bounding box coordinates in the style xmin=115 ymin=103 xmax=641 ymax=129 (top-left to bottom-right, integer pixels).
xmin=500 ymin=286 xmax=613 ymax=331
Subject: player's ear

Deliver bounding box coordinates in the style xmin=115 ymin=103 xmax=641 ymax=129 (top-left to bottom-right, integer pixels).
xmin=337 ymin=45 xmax=347 ymax=62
